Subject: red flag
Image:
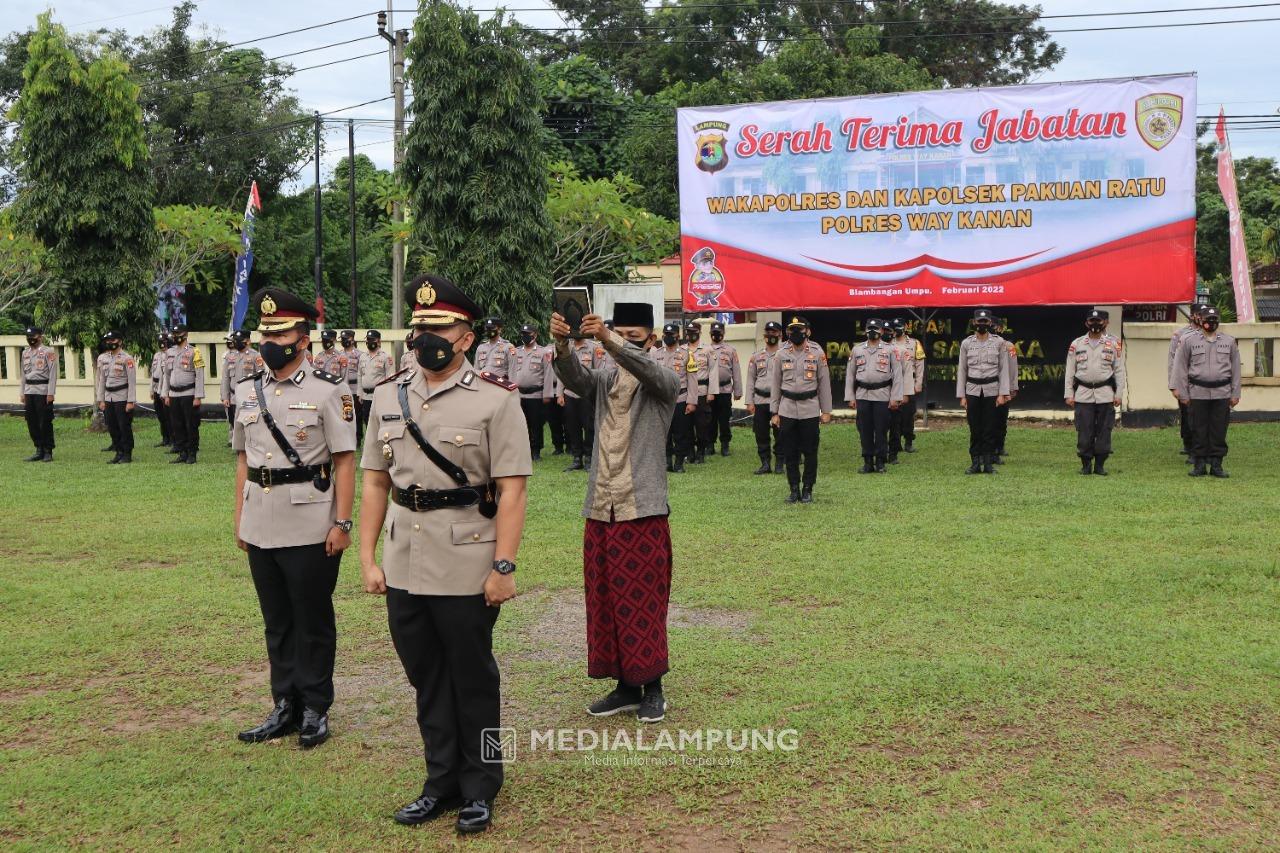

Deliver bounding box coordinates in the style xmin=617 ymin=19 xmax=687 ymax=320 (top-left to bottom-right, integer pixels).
xmin=1215 ymin=108 xmax=1256 ymax=322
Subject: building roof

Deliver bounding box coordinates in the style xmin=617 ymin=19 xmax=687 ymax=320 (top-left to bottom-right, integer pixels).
xmin=1257 ymin=296 xmax=1280 ymax=321
xmin=659 ymin=253 xmax=681 ymax=266
xmin=1252 ymin=262 xmax=1280 ymax=286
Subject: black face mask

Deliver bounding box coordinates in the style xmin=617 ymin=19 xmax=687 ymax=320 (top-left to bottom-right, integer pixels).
xmin=687 ymin=335 xmax=700 ymax=346
xmin=486 ymin=329 xmax=499 ymax=339
xmin=414 ymin=331 xmax=458 ymax=371
xmin=107 ymin=341 xmax=120 ymax=350
xmin=1087 ymin=322 xmax=1105 ymax=334
xmin=662 ymin=333 xmax=677 ymax=346
xmin=787 ymin=329 xmax=806 ymax=346
xmin=975 ymin=324 xmax=991 ymax=334
xmin=366 ymin=341 xmax=379 ymax=351
xmin=260 ymin=337 xmax=303 ymax=370
xmin=323 ymin=340 xmax=335 ymax=350
xmin=867 ymin=331 xmax=880 ymax=341
xmin=711 ymin=332 xmax=724 ymax=343
xmin=341 ymin=339 xmax=354 ymax=348
xmin=1203 ymin=320 xmax=1219 ymax=333
xmin=765 ymin=335 xmax=780 ymax=346
xmin=520 ymin=332 xmax=536 ymax=345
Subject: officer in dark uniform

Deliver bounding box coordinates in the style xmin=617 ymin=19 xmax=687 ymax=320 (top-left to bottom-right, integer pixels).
xmin=233 ymin=288 xmax=357 ymax=749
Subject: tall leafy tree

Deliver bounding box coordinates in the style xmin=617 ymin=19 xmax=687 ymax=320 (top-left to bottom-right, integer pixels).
xmin=403 ymin=1 xmax=552 ymax=326
xmin=9 ymin=13 xmax=157 ymax=350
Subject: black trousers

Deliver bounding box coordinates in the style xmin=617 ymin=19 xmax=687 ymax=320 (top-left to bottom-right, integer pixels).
xmin=779 ymin=415 xmax=820 ymax=489
xmin=966 ymin=394 xmax=999 ymax=457
xmin=711 ymin=392 xmax=733 ymax=448
xmin=23 ymin=393 xmax=55 ymax=451
xmin=563 ymin=395 xmax=594 ymax=459
xmin=520 ymin=398 xmax=546 ymax=453
xmin=546 ymin=398 xmax=565 ymax=451
xmin=1074 ymin=402 xmax=1115 ymax=458
xmin=104 ymin=401 xmax=134 ymax=455
xmin=247 ymin=543 xmax=341 ymax=713
xmin=751 ymin=403 xmax=778 ymax=459
xmin=357 ymin=398 xmax=373 ymax=445
xmin=387 ymin=589 xmax=503 ymax=801
xmin=1178 ymin=401 xmax=1193 ymax=451
xmin=855 ymin=399 xmax=890 ymax=462
xmin=693 ymin=394 xmax=713 ymax=455
xmin=1189 ymin=398 xmax=1231 ymax=459
xmin=994 ymin=399 xmax=1011 ymax=453
xmin=169 ymin=395 xmax=200 ymax=454
xmin=891 ymin=396 xmax=917 ymax=450
xmin=225 ymin=403 xmax=236 ymax=438
xmin=152 ymin=393 xmax=172 ymax=443
xmin=669 ymin=402 xmax=693 ymax=461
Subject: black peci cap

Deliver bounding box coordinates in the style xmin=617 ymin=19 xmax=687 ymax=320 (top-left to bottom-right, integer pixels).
xmin=614 ymin=303 xmax=654 ymax=329
xmin=252 ymin=287 xmax=317 ymax=332
xmin=764 ymin=321 xmax=782 ymax=333
xmin=405 ymin=273 xmax=480 ymax=327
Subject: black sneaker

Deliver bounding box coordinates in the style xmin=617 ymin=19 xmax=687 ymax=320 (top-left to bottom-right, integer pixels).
xmin=637 ymin=690 xmax=667 ymax=723
xmin=587 ymin=687 xmax=641 ymax=717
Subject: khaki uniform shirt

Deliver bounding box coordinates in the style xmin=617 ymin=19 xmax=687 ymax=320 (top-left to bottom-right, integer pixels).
xmin=150 ymin=351 xmax=166 ymax=395
xmin=162 ymin=343 xmax=205 ymax=398
xmin=358 ymin=348 xmax=395 ymax=394
xmin=745 ymin=347 xmax=780 ymax=405
xmin=360 ymin=362 xmax=532 ymax=595
xmin=956 ymin=335 xmax=1011 ymax=398
xmin=563 ymin=341 xmax=602 ymax=400
xmin=709 ymin=341 xmax=742 ymax=398
xmin=1168 ymin=323 xmax=1199 ymax=389
xmin=994 ymin=334 xmax=1019 ymax=394
xmin=233 ymin=367 xmax=356 ymax=548
xmin=221 ymin=348 xmax=264 ymax=403
xmin=20 ymin=345 xmax=58 ymax=396
xmin=1065 ymin=334 xmax=1126 ymax=404
xmin=685 ymin=343 xmax=712 ymax=402
xmin=891 ymin=335 xmax=925 ymax=395
xmin=475 ymin=337 xmax=518 ymax=381
xmin=650 ymin=344 xmax=690 ymax=404
xmin=513 ymin=344 xmax=555 ymax=400
xmin=844 ymin=340 xmax=904 ymax=403
xmin=314 ymin=348 xmax=350 ymax=379
xmin=768 ymin=340 xmax=832 ymax=419
xmin=342 ymin=347 xmax=362 ymax=395
xmin=1172 ymin=331 xmax=1241 ymax=401
xmin=398 ymin=349 xmax=416 ymax=373
xmin=95 ymin=350 xmax=137 ymax=404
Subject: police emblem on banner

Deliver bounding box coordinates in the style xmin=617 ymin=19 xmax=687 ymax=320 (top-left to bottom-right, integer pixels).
xmin=688 ymin=246 xmax=725 ymax=307
xmin=1135 ymin=93 xmax=1183 ymax=151
xmin=693 ymin=120 xmax=730 ymax=174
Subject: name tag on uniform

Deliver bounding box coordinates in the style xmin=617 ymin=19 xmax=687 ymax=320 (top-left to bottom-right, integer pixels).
xmin=288 ymin=403 xmax=318 ymax=411
xmin=381 ymin=413 xmax=402 ymax=421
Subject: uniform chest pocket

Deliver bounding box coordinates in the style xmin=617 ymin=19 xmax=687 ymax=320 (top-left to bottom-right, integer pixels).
xmin=876 ymin=357 xmax=890 ymax=372
xmin=1189 ymin=347 xmax=1207 ymax=364
xmin=1075 ymin=351 xmax=1089 ymax=364
xmin=1101 ymin=350 xmax=1115 ymax=364
xmin=854 ymin=356 xmax=867 ymax=367
xmin=1213 ymin=344 xmax=1232 ymax=361
xmin=237 ymin=408 xmax=260 ymax=426
xmin=981 ymin=350 xmax=999 ymax=366
xmin=289 ymin=484 xmax=332 ymax=506
xmin=436 ymin=425 xmax=483 ymax=466
xmin=285 ymin=411 xmax=321 ymax=444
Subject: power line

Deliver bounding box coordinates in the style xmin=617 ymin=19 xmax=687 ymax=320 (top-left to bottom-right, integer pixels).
xmin=396 ymin=1 xmax=1278 ymax=18
xmin=139 ymin=34 xmax=382 ymax=90
xmin=155 ymin=50 xmax=385 ymax=100
xmin=150 ymin=97 xmax=395 ymax=156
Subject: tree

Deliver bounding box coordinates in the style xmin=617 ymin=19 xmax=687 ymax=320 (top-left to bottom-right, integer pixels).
xmin=0 ymin=212 xmax=48 ymax=316
xmin=547 ymin=162 xmax=678 ymax=288
xmin=403 ymin=1 xmax=552 ymax=326
xmin=9 ymin=13 xmax=157 ymax=351
xmin=153 ymin=204 xmax=241 ymax=297
xmin=538 ymin=55 xmax=628 ymax=180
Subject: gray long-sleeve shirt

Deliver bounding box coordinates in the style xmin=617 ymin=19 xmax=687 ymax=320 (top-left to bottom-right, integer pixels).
xmin=843 ymin=340 xmax=904 ymax=403
xmin=554 ymin=331 xmax=679 ymax=522
xmin=1065 ymin=334 xmax=1126 ymax=404
xmin=1172 ymin=330 xmax=1241 ymax=400
xmin=956 ymin=334 xmax=1011 ymax=398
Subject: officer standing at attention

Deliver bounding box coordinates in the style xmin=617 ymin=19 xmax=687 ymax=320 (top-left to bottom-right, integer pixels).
xmin=359 ymin=330 xmax=396 ymax=440
xmin=359 ymin=274 xmax=530 ymax=834
xmin=1065 ymin=309 xmax=1126 ymax=475
xmin=95 ymin=330 xmax=136 ymax=464
xmin=769 ymin=316 xmax=832 ymax=503
xmin=547 ymin=371 xmax=566 ymax=456
xmin=151 ymin=329 xmax=173 ymax=449
xmin=1168 ymin=302 xmax=1208 ymax=461
xmin=651 ymin=321 xmax=691 ymax=473
xmin=475 ymin=317 xmax=517 ymax=381
xmin=512 ymin=323 xmax=555 ymax=459
xmin=222 ymin=331 xmax=263 ymax=447
xmin=684 ymin=321 xmax=713 ymax=463
xmin=161 ymin=324 xmax=204 ymax=465
xmin=19 ymin=326 xmax=58 ymax=462
xmin=956 ymin=309 xmax=1010 ymax=475
xmin=399 ymin=331 xmax=416 ymax=373
xmin=339 ymin=330 xmax=363 ymax=442
xmin=561 ymin=333 xmax=602 ymax=471
xmin=991 ymin=317 xmax=1019 ymax=464
xmin=844 ymin=319 xmax=904 ymax=474
xmin=888 ymin=318 xmax=924 ymax=457
xmin=1173 ymin=306 xmax=1241 ymax=478
xmin=705 ymin=321 xmax=742 ymax=457
xmin=745 ymin=321 xmax=783 ymax=474
xmin=314 ymin=329 xmax=350 ymax=377
xmin=233 ymin=287 xmax=355 ymax=749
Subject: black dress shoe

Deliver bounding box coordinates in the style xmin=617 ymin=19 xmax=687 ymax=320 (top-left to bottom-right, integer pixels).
xmin=118 ymin=454 xmax=132 ymax=464
xmin=799 ymin=487 xmax=813 ymax=503
xmin=238 ymin=698 xmax=299 ymax=743
xmin=785 ymin=488 xmax=800 ymax=504
xmin=1080 ymin=458 xmax=1092 ymax=475
xmin=888 ymin=453 xmax=899 ymax=464
xmin=587 ymin=686 xmax=642 ymax=717
xmin=1209 ymin=459 xmax=1229 ymax=478
xmin=25 ymin=451 xmax=43 ymax=462
xmin=551 ymin=447 xmax=564 ymax=456
xmin=184 ymin=453 xmax=197 ymax=464
xmin=40 ymin=451 xmax=53 ymax=462
xmin=965 ymin=458 xmax=982 ymax=474
xmin=720 ymin=446 xmax=730 ymax=457
xmin=394 ymin=793 xmax=464 ymax=826
xmin=108 ymin=453 xmax=122 ymax=464
xmin=171 ymin=453 xmax=187 ymax=464
xmin=532 ymin=450 xmax=541 ymax=461
xmin=456 ymin=800 xmax=492 ymax=834
xmin=1189 ymin=458 xmax=1206 ymax=477
xmin=298 ymin=708 xmax=329 ymax=748
xmin=859 ymin=460 xmax=873 ymax=474
xmin=672 ymin=460 xmax=685 ymax=473
xmin=753 ymin=461 xmax=771 ymax=474
xmin=101 ymin=445 xmax=116 ymax=452
xmin=904 ymin=442 xmax=916 ymax=453
xmin=154 ymin=440 xmax=169 ymax=448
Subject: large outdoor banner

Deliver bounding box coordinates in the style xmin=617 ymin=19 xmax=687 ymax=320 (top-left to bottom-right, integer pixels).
xmin=678 ymin=74 xmax=1197 ymax=310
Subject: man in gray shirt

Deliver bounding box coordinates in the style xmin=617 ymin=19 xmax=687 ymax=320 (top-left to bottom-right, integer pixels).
xmin=1172 ymin=306 xmax=1241 ymax=478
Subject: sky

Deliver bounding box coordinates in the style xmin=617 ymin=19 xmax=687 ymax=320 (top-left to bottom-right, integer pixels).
xmin=4 ymin=0 xmax=1279 ymax=190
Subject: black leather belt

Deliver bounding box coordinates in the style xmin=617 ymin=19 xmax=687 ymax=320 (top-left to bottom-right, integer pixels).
xmin=361 ymin=387 xmax=375 ymax=394
xmin=169 ymin=383 xmax=194 ymax=392
xmin=247 ymin=462 xmax=331 ymax=487
xmin=392 ymin=483 xmax=494 ymax=512
xmin=697 ymin=379 xmax=709 ymax=386
xmin=753 ymin=386 xmax=769 ymax=397
xmin=518 ymin=385 xmax=542 ymax=394
xmin=854 ymin=379 xmax=891 ymax=390
xmin=1189 ymin=377 xmax=1230 ymax=388
xmin=1074 ymin=377 xmax=1116 ymax=390
xmin=967 ymin=375 xmax=997 ymax=385
xmin=105 ymin=383 xmax=128 ymax=392
xmin=781 ymin=389 xmax=817 ymax=401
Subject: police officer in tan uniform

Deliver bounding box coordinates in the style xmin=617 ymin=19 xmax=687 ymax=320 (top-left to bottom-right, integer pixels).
xmin=887 ymin=318 xmax=924 ymax=458
xmin=562 ymin=335 xmax=602 ymax=471
xmin=314 ymin=329 xmax=350 ymax=377
xmin=19 ymin=326 xmax=58 ymax=462
xmin=769 ymin=316 xmax=833 ymax=503
xmin=359 ymin=274 xmax=530 ymax=834
xmin=991 ymin=317 xmax=1019 ymax=463
xmin=707 ymin=321 xmax=742 ymax=456
xmin=161 ymin=324 xmax=204 ymax=464
xmin=684 ymin=321 xmax=714 ymax=463
xmin=222 ymin=331 xmax=263 ymax=446
xmin=844 ymin=318 xmax=904 ymax=474
xmin=745 ymin=321 xmax=783 ymax=474
xmin=399 ymin=331 xmax=417 ymax=373
xmin=151 ymin=329 xmax=173 ymax=448
xmin=339 ymin=330 xmax=363 ymax=442
xmin=359 ymin=330 xmax=396 ymax=440
xmin=475 ymin=317 xmax=517 ymax=382
xmin=651 ymin=322 xmax=692 ymax=473
xmin=1169 ymin=302 xmax=1209 ymax=459
xmin=95 ymin=330 xmax=137 ymax=464
xmin=512 ymin=323 xmax=555 ymax=459
xmin=1173 ymin=306 xmax=1241 ymax=478
xmin=1065 ymin=309 xmax=1126 ymax=475
xmin=956 ymin=309 xmax=1011 ymax=475
xmin=233 ymin=288 xmax=356 ymax=749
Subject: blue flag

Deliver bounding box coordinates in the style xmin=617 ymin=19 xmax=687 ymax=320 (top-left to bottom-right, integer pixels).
xmin=231 ymin=181 xmax=261 ymax=331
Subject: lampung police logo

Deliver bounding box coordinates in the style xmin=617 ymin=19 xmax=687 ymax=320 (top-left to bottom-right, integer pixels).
xmin=688 ymin=247 xmax=725 ymax=307
xmin=1135 ymin=93 xmax=1183 ymax=151
xmin=693 ymin=120 xmax=730 ymax=173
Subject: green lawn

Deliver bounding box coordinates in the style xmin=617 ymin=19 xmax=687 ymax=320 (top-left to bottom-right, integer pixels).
xmin=2 ymin=413 xmax=1278 ymax=850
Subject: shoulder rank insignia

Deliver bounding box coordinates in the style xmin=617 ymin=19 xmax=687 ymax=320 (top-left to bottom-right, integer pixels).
xmin=312 ymin=368 xmax=342 ymax=384
xmin=479 ymin=371 xmax=518 ymax=391
xmin=378 ymin=367 xmax=412 ymax=387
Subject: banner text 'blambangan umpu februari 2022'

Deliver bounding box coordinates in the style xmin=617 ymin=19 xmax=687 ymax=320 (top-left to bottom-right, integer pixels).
xmin=677 ymin=74 xmax=1197 ymax=311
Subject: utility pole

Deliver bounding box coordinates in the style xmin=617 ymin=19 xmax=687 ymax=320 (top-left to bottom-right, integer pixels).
xmin=378 ymin=7 xmax=407 ymax=331
xmin=348 ymin=119 xmax=358 ymax=326
xmin=313 ymin=110 xmax=324 ymax=329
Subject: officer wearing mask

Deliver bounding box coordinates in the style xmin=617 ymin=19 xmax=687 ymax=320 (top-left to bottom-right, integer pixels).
xmin=151 ymin=330 xmax=173 ymax=448
xmin=1168 ymin=302 xmax=1209 ymax=460
xmin=990 ymin=317 xmax=1019 ymax=464
xmin=359 ymin=330 xmax=395 ymax=439
xmin=769 ymin=317 xmax=832 ymax=503
xmin=314 ymin=329 xmax=350 ymax=377
xmin=1173 ymin=306 xmax=1241 ymax=478
xmin=1065 ymin=309 xmax=1126 ymax=475
xmin=339 ymin=330 xmax=363 ymax=440
xmin=956 ymin=309 xmax=1011 ymax=474
xmin=512 ymin=323 xmax=555 ymax=459
xmin=95 ymin=330 xmax=137 ymax=464
xmin=683 ymin=320 xmax=714 ymax=464
xmin=399 ymin=331 xmax=416 ymax=373
xmin=887 ymin=318 xmax=924 ymax=458
xmin=475 ymin=317 xmax=517 ymax=382
xmin=707 ymin=321 xmax=742 ymax=456
xmin=651 ymin=321 xmax=692 ymax=473
xmin=745 ymin=321 xmax=784 ymax=474
xmin=222 ymin=331 xmax=263 ymax=447
xmin=19 ymin=326 xmax=58 ymax=462
xmin=233 ymin=288 xmax=356 ymax=750
xmin=161 ymin=325 xmax=204 ymax=464
xmin=845 ymin=319 xmax=904 ymax=473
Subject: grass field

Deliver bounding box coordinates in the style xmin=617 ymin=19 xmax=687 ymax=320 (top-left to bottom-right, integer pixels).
xmin=2 ymin=412 xmax=1278 ymax=850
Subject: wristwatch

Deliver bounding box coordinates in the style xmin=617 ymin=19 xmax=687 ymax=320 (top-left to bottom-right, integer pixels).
xmin=333 ymin=519 xmax=354 ymax=533
xmin=493 ymin=559 xmax=517 ymax=576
